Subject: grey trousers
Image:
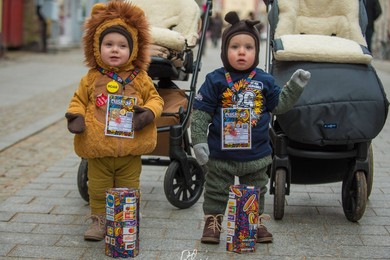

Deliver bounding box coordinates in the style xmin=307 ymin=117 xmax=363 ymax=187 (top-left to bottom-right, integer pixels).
xmin=203 ymin=156 xmax=272 ymax=215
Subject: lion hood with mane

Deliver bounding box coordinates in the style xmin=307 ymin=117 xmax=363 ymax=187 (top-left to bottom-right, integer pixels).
xmin=83 ymin=0 xmax=152 ymax=72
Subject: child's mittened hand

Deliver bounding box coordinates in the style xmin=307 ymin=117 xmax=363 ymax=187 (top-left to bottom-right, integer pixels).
xmin=289 ymin=69 xmax=311 ymax=88
xmin=133 ymin=106 xmax=155 ymax=131
xmin=65 ymin=113 xmax=86 ymax=134
xmin=193 ymin=143 xmax=209 ymax=165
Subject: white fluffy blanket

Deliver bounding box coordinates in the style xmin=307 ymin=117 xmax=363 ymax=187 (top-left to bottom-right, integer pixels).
xmin=273 ymin=0 xmax=371 ymax=64
xmin=128 ymin=0 xmax=200 ymax=51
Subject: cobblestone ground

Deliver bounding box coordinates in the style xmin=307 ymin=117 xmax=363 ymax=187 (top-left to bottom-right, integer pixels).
xmin=0 ymin=119 xmax=74 ymax=201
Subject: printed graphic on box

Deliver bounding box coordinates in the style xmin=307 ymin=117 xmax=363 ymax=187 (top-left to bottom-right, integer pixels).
xmin=226 ymin=185 xmax=259 ymax=253
xmin=105 ymin=188 xmax=140 ymax=258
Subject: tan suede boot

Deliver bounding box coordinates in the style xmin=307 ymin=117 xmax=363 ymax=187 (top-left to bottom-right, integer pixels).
xmin=257 ymin=214 xmax=273 ymax=243
xmin=84 ymin=214 xmax=106 ymax=241
xmin=200 ymin=214 xmax=224 ymax=244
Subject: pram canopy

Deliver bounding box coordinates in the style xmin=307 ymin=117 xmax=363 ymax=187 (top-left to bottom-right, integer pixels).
xmin=272 ymin=61 xmax=388 ymax=146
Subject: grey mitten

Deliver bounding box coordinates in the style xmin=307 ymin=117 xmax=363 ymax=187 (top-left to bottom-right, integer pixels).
xmin=193 ymin=143 xmax=210 ymax=166
xmin=289 ymin=69 xmax=311 ymax=88
xmin=65 ymin=113 xmax=86 ymax=134
xmin=133 ymin=105 xmax=155 ymax=131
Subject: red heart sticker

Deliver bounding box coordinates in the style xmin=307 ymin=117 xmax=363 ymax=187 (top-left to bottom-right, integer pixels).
xmin=96 ymin=93 xmax=108 ymax=107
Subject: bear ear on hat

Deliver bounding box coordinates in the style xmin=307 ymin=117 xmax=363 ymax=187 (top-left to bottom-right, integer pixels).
xmin=245 ymin=20 xmax=261 ymax=29
xmin=225 ymin=11 xmax=240 ymax=25
xmin=91 ymin=3 xmax=106 ymax=16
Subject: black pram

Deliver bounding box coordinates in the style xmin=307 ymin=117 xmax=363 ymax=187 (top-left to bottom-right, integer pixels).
xmin=265 ymin=0 xmax=389 ymax=222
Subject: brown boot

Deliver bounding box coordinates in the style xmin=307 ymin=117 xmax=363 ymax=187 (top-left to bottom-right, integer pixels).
xmin=84 ymin=214 xmax=106 ymax=241
xmin=257 ymin=214 xmax=273 ymax=243
xmin=201 ymin=214 xmax=224 ymax=244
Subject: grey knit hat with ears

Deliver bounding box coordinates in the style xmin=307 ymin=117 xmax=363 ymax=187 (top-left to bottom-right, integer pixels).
xmin=221 ymin=11 xmax=261 ymax=73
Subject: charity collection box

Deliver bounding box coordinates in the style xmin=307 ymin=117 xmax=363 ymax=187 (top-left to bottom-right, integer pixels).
xmin=105 ymin=188 xmax=140 ymax=258
xmin=226 ymin=185 xmax=259 ymax=253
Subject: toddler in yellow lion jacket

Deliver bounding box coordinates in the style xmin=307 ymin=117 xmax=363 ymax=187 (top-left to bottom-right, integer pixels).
xmin=65 ymin=0 xmax=163 ymax=241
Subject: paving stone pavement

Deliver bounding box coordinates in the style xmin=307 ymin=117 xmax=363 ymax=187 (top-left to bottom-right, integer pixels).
xmin=1 ymin=43 xmax=390 ymax=259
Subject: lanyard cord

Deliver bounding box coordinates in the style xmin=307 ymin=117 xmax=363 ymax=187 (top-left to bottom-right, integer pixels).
xmin=97 ymin=67 xmax=140 ymax=90
xmin=225 ymin=69 xmax=257 ymax=105
xmin=225 ymin=69 xmax=256 ymax=91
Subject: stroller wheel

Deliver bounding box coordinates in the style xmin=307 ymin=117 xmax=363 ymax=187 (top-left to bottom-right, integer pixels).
xmin=273 ymin=168 xmax=286 ymax=220
xmin=367 ymin=144 xmax=374 ymax=198
xmin=77 ymin=158 xmax=89 ymax=202
xmin=342 ymin=171 xmax=367 ymax=222
xmin=164 ymin=157 xmax=204 ymax=209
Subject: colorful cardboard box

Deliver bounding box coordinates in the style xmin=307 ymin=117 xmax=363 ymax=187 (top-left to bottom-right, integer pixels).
xmin=226 ymin=185 xmax=259 ymax=253
xmin=105 ymin=188 xmax=140 ymax=258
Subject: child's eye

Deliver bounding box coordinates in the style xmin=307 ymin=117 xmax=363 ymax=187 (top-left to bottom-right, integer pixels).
xmin=105 ymin=42 xmax=112 ymax=47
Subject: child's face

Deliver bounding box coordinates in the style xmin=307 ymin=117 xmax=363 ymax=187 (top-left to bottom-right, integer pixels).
xmin=227 ymin=34 xmax=256 ymax=71
xmin=100 ymin=32 xmax=131 ymax=67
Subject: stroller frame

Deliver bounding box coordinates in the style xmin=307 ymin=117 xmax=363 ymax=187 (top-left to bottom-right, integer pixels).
xmin=264 ymin=0 xmax=387 ymax=222
xmin=77 ymin=0 xmax=213 ymax=209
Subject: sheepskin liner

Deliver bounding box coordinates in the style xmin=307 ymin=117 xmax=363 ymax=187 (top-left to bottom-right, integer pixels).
xmin=128 ymin=0 xmax=200 ymax=51
xmin=273 ymin=0 xmax=372 ymax=64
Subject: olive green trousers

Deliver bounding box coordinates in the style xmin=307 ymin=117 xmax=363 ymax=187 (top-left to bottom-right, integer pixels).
xmin=203 ymin=156 xmax=272 ymax=215
xmin=87 ymin=155 xmax=141 ymax=214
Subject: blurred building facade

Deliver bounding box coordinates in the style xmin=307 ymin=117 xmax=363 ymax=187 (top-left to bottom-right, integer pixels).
xmin=0 ymin=0 xmax=108 ymax=57
xmin=0 ymin=0 xmax=389 ymax=59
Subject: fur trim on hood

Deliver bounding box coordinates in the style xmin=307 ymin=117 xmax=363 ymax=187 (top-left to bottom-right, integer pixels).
xmin=83 ymin=0 xmax=151 ymax=72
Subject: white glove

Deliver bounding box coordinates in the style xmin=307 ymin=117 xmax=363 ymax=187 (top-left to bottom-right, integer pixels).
xmin=289 ymin=69 xmax=311 ymax=88
xmin=193 ymin=143 xmax=210 ymax=166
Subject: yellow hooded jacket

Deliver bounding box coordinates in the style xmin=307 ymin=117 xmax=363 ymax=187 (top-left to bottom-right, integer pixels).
xmin=66 ymin=1 xmax=163 ymax=158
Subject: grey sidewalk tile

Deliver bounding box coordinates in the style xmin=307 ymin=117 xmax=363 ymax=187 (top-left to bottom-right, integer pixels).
xmin=48 ymin=183 xmax=79 ymax=191
xmin=282 ymin=205 xmax=320 ymax=216
xmin=297 ymin=234 xmax=363 ymax=246
xmin=22 ymin=183 xmax=51 ymax=190
xmin=286 ymin=196 xmax=342 ymax=207
xmin=51 ymin=205 xmax=89 ymax=215
xmin=290 ymin=184 xmax=335 ymax=193
xmin=0 ymin=212 xmax=15 ymax=221
xmin=140 ymin=218 xmax=199 ymax=230
xmin=67 ymin=190 xmax=90 ymax=200
xmin=139 ymin=227 xmax=165 ymax=239
xmin=360 ymin=235 xmax=390 ymax=246
xmin=271 ymin=222 xmax=328 ymax=235
xmin=375 ymin=207 xmax=390 ymax=216
xmin=164 ymin=227 xmax=203 ymax=240
xmin=15 ymin=189 xmax=69 ymax=198
xmin=338 ymin=245 xmax=390 ymax=259
xmin=140 ymin=209 xmax=172 ymax=219
xmin=32 ymin=223 xmax=85 ymax=236
xmin=81 ymin=248 xmax=126 ymax=260
xmin=0 ymin=204 xmax=53 ymax=214
xmin=38 ymin=170 xmax=67 ymax=178
xmin=30 ymin=197 xmax=85 ymax=206
xmin=11 ymin=213 xmax=77 ymax=225
xmin=326 ymin=224 xmax=390 ymax=235
xmin=0 ymin=232 xmax=61 ymax=246
xmin=0 ymin=222 xmax=37 ymax=233
xmin=31 ymin=176 xmax=76 ymax=184
xmin=140 ymin=238 xmax=197 ymax=252
xmin=55 ymin=235 xmax=104 ymax=249
xmin=358 ymin=216 xmax=390 ymax=226
xmin=8 ymin=245 xmax=86 ymax=259
xmin=3 ymin=196 xmax=34 ymax=204
xmin=0 ymin=243 xmax=15 ymax=257
xmin=168 ymin=206 xmax=205 ymax=220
